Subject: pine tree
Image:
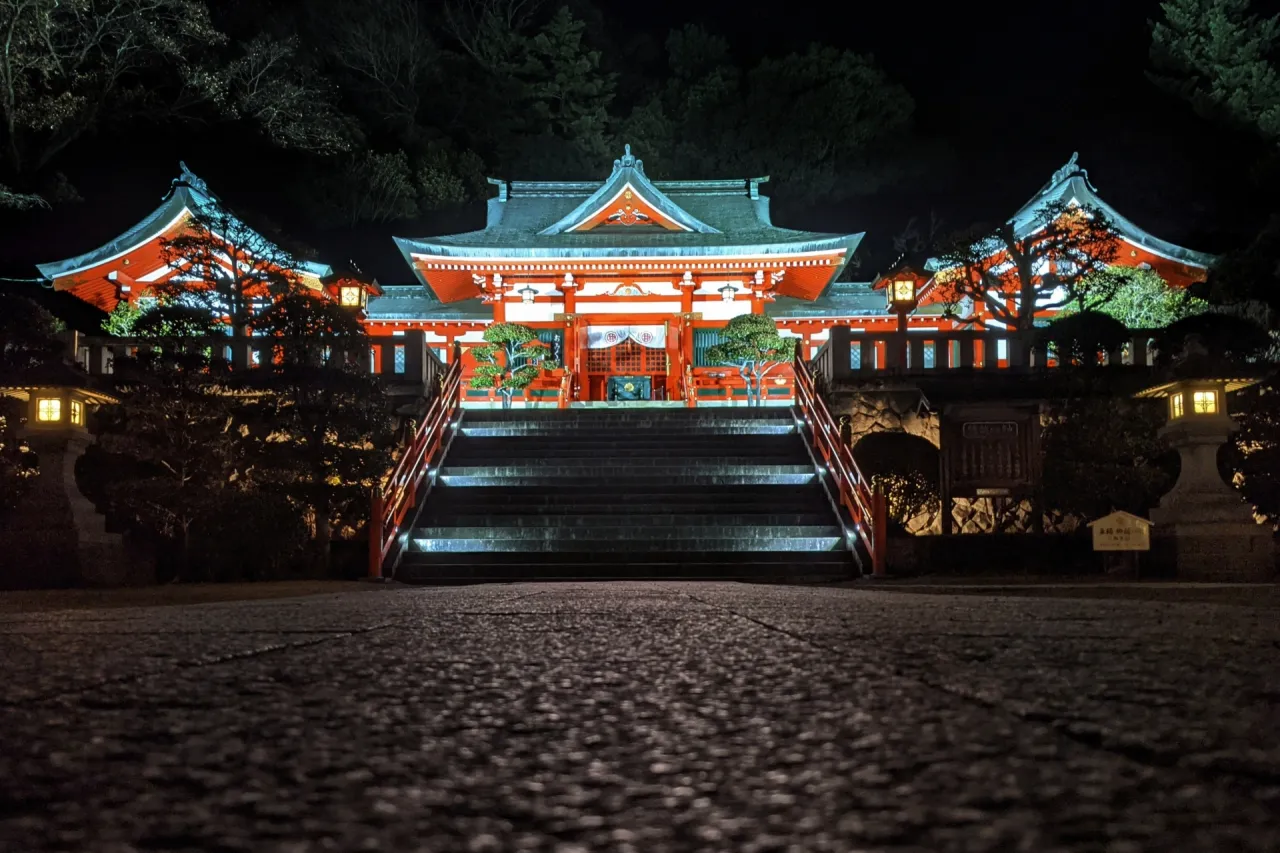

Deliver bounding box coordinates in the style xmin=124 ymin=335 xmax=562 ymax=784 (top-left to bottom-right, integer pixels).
xmin=1151 ymin=0 xmax=1280 ymax=142
xmin=468 ymin=322 xmax=549 ymax=409
xmin=706 ymin=314 xmax=793 ymax=407
xmin=503 ymin=7 xmax=616 ymax=178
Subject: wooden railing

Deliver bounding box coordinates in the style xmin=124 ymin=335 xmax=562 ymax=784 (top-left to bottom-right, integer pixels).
xmin=793 ymin=343 xmax=887 ymax=577
xmin=811 ymin=326 xmax=1162 ymax=385
xmin=77 ymin=330 xmax=449 ymax=391
xmin=368 ymin=352 xmax=463 ymax=579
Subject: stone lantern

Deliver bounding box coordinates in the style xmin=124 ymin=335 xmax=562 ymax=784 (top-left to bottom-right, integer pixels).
xmin=0 ymin=360 xmax=131 ymax=587
xmin=1136 ymin=367 xmax=1272 ymax=580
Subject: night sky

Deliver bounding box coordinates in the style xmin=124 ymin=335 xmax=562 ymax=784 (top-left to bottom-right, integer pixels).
xmin=0 ymin=0 xmax=1267 ymax=289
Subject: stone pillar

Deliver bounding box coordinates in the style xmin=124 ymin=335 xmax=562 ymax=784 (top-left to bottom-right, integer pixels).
xmin=1149 ymin=405 xmax=1274 ymax=580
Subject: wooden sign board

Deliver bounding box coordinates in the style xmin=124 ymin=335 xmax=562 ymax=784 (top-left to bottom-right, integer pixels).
xmin=1088 ymin=511 xmax=1151 ymax=552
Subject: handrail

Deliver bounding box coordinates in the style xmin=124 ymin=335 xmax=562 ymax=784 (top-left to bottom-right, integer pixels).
xmin=793 ymin=345 xmax=887 ymax=577
xmin=368 ymin=351 xmax=463 ymax=578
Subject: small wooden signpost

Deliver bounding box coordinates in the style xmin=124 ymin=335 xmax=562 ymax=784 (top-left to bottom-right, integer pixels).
xmin=1087 ymin=510 xmax=1151 ymax=576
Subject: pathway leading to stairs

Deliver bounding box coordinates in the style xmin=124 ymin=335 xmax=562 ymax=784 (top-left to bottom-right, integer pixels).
xmin=1 ymin=582 xmax=1276 ymax=851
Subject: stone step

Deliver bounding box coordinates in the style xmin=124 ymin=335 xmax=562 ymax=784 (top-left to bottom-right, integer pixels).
xmin=449 ymin=436 xmax=801 ymax=451
xmin=413 ymin=523 xmax=842 ymax=539
xmin=438 ymin=456 xmax=808 ymax=470
xmin=460 ymin=424 xmax=797 ymax=437
xmin=416 ymin=513 xmax=835 ymax=527
xmin=427 ymin=485 xmax=829 ymax=508
xmin=407 ymin=535 xmax=844 ymax=553
xmin=395 ymin=558 xmax=853 ymax=583
xmin=437 ymin=472 xmax=817 ymax=487
xmin=463 ymin=408 xmax=793 ymax=420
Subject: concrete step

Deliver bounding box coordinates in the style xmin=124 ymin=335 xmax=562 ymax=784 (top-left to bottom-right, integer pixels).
xmin=460 ymin=424 xmax=797 ymax=437
xmin=407 ymin=536 xmax=844 ymax=553
xmin=438 ymin=456 xmax=808 ymax=470
xmin=448 ymin=438 xmax=802 ymax=453
xmin=437 ymin=472 xmax=817 ymax=487
xmin=416 ymin=513 xmax=836 ymax=527
xmin=463 ymin=408 xmax=793 ymax=420
xmin=427 ymin=485 xmax=830 ymax=509
xmin=412 ymin=523 xmax=842 ymax=540
xmin=395 ymin=550 xmax=854 ymax=583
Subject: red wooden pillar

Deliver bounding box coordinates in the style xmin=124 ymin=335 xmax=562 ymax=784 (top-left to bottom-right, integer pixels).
xmin=368 ymin=487 xmax=384 ymax=580
xmin=871 ymin=489 xmax=888 ymax=578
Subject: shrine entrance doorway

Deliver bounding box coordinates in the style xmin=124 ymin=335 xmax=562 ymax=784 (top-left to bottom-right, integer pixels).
xmin=583 ymin=326 xmax=670 ymax=401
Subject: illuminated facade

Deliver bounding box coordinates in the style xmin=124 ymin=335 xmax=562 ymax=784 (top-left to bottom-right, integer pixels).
xmin=36 ymin=150 xmax=1216 ymax=407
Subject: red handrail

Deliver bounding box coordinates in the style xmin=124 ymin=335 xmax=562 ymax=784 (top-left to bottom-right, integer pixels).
xmin=368 ymin=354 xmax=463 ymax=578
xmin=793 ymin=349 xmax=887 ymax=577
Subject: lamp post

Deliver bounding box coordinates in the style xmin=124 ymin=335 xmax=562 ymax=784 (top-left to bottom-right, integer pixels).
xmin=886 ymin=279 xmax=917 ymax=370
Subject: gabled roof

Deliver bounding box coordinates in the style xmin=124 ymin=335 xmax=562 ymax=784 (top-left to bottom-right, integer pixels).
xmin=394 ymin=145 xmax=862 ymax=303
xmin=538 ymin=145 xmax=719 ymax=235
xmin=36 ymin=163 xmax=331 ymax=282
xmin=1006 ymin=153 xmax=1217 ymax=269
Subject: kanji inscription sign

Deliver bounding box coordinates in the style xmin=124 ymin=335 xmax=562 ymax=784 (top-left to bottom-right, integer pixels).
xmin=1088 ymin=511 xmax=1151 ymax=552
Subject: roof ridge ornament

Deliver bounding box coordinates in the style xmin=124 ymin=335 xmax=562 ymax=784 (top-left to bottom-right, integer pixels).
xmin=1041 ymin=152 xmax=1094 ymax=196
xmin=614 ymin=143 xmax=645 ymax=176
xmin=174 ymin=161 xmax=212 ymax=199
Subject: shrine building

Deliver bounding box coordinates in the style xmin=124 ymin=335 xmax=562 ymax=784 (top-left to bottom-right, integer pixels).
xmin=34 ymin=147 xmax=1217 ymax=407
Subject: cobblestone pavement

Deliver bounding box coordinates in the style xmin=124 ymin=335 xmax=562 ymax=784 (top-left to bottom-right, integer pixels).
xmin=0 ymin=583 xmax=1276 ymax=852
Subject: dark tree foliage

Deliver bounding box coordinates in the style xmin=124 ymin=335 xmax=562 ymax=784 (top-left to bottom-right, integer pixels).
xmin=0 ymin=296 xmax=64 ymax=511
xmin=0 ymin=0 xmax=347 ymax=207
xmin=1040 ymin=395 xmax=1177 ymax=520
xmin=1227 ymin=380 xmax=1280 ymax=528
xmin=0 ymin=294 xmax=65 ymax=371
xmin=1039 ymin=310 xmax=1132 ymax=365
xmin=932 ymin=201 xmax=1120 ymax=332
xmin=1151 ymin=0 xmax=1280 ymax=142
xmin=3 ymin=0 xmax=918 ymax=222
xmin=623 ymin=27 xmax=913 ymax=204
xmin=95 ymin=350 xmax=243 ymax=581
xmin=154 ymin=196 xmax=312 ymax=336
xmin=240 ymin=296 xmax=394 ymax=562
xmin=851 ymin=432 xmax=940 ymax=529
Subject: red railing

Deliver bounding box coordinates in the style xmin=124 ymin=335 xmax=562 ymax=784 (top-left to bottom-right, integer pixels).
xmin=368 ymin=354 xmax=463 ymax=578
xmin=793 ymin=347 xmax=887 ymax=577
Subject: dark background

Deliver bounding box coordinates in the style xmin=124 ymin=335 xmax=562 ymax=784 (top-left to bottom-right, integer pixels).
xmin=0 ymin=0 xmax=1268 ymax=286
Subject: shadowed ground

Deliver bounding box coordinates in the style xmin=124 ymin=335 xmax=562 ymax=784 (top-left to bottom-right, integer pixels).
xmin=0 ymin=582 xmax=1276 ymax=851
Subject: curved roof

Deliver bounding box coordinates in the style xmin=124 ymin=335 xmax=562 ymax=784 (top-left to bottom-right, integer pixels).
xmin=37 ymin=163 xmax=331 ymax=281
xmin=1006 ymin=153 xmax=1217 ymax=268
xmin=394 ymin=145 xmax=863 ymax=297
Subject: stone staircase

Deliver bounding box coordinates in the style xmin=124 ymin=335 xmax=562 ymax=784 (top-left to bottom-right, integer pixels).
xmin=394 ymin=407 xmax=856 ymax=583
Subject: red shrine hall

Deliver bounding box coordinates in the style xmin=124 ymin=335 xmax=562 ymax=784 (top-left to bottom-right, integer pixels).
xmin=36 ymin=148 xmax=1216 ymax=407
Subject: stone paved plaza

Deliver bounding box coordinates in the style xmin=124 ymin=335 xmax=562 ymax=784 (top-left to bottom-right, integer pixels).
xmin=0 ymin=583 xmax=1277 ymax=852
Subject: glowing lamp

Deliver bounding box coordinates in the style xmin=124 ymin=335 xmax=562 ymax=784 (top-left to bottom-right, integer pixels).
xmin=1137 ymin=378 xmax=1250 ymax=425
xmin=887 ymin=279 xmax=917 ymax=311
xmin=339 ymin=285 xmax=365 ymax=308
xmin=36 ymin=397 xmax=62 ymax=422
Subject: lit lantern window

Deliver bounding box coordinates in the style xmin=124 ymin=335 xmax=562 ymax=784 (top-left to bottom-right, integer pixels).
xmin=339 ymin=286 xmax=362 ymax=307
xmin=70 ymin=400 xmax=84 ymax=426
xmin=1170 ymin=393 xmax=1184 ymax=419
xmin=892 ymin=280 xmax=915 ymax=302
xmin=37 ymin=397 xmax=61 ymax=422
xmin=1192 ymin=390 xmax=1218 ymax=414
